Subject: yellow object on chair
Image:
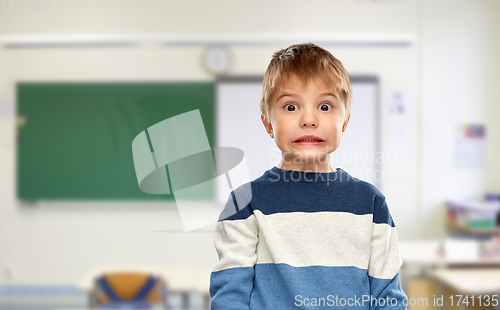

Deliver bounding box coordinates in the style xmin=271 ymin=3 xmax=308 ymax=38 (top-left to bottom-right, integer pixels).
xmin=91 ymin=271 xmax=168 ymax=309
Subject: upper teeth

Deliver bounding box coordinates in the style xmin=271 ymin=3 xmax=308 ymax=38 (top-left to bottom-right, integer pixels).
xmin=299 ymin=138 xmax=319 ymax=142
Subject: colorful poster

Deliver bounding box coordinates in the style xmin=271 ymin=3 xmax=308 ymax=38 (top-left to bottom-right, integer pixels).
xmin=456 ymin=124 xmax=486 ymax=168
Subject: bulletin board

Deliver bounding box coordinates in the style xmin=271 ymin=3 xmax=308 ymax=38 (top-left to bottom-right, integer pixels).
xmin=16 ymin=82 xmax=215 ymax=201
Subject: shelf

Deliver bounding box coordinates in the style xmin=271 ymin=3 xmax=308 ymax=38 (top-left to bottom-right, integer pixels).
xmin=446 ymin=219 xmax=500 ymax=234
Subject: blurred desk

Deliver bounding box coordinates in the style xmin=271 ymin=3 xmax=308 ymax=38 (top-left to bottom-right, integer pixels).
xmin=400 ymin=241 xmax=500 ymax=310
xmin=399 ymin=240 xmax=500 ymax=267
xmin=431 ymin=268 xmax=500 ymax=295
xmin=77 ymin=265 xmax=213 ymax=310
xmin=399 ymin=240 xmax=444 ymax=291
xmin=431 ymin=268 xmax=500 ymax=310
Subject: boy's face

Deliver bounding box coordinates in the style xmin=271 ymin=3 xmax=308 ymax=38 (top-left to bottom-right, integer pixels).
xmin=262 ymin=75 xmax=350 ymax=166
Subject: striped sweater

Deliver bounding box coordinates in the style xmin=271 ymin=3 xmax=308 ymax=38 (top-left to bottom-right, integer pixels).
xmin=209 ymin=166 xmax=407 ymax=309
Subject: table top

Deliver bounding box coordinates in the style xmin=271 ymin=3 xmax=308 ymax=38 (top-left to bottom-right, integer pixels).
xmin=431 ymin=268 xmax=500 ymax=295
xmin=77 ymin=265 xmax=214 ymax=294
xmin=399 ymin=240 xmax=500 ymax=266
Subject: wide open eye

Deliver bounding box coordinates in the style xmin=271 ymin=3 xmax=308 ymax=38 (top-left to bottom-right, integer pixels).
xmin=319 ymin=103 xmax=332 ymax=112
xmin=284 ymin=103 xmax=298 ymax=112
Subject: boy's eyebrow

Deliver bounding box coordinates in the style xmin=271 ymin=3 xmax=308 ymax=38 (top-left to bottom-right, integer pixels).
xmin=276 ymin=92 xmax=339 ymax=101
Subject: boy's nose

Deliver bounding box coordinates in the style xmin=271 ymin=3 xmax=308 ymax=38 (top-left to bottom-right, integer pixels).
xmin=301 ymin=121 xmax=316 ymax=128
xmin=300 ymin=111 xmax=318 ymax=127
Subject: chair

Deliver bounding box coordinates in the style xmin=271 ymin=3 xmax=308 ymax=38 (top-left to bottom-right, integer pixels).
xmin=89 ymin=271 xmax=170 ymax=309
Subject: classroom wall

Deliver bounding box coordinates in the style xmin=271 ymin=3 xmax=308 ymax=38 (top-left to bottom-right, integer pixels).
xmin=0 ymin=0 xmax=498 ymax=285
xmin=420 ymin=0 xmax=500 ymax=238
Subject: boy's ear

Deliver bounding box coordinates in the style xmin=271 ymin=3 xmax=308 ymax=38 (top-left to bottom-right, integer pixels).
xmin=261 ymin=114 xmax=273 ymax=138
xmin=342 ymin=112 xmax=350 ymax=134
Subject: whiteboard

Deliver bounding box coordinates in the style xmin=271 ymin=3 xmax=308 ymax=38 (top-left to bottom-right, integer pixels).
xmin=216 ymin=76 xmax=380 ymax=197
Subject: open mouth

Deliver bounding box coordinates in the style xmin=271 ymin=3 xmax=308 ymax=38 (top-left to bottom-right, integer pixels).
xmin=293 ymin=135 xmax=326 ymax=144
xmin=293 ymin=138 xmax=325 ymax=145
xmin=294 ymin=138 xmax=324 ymax=142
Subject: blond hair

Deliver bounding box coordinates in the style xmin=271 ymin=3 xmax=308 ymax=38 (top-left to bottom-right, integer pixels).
xmin=260 ymin=43 xmax=352 ymax=123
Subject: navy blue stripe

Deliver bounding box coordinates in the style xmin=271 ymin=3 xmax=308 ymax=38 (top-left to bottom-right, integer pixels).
xmin=373 ymin=200 xmax=395 ymax=227
xmin=231 ymin=191 xmax=239 ymax=212
xmin=217 ymin=167 xmax=395 ymax=226
xmin=220 ymin=202 xmax=254 ymax=222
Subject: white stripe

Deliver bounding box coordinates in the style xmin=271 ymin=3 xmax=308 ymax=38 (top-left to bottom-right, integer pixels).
xmin=212 ymin=210 xmax=403 ymax=279
xmin=254 ymin=210 xmax=373 ymax=270
xmin=212 ymin=214 xmax=258 ymax=272
xmin=368 ymin=224 xmax=403 ymax=279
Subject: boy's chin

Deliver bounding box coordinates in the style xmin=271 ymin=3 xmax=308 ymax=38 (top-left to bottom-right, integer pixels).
xmin=282 ymin=152 xmax=332 ymax=164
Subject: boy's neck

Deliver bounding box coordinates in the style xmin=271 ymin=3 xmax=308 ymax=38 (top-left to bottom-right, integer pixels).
xmin=276 ymin=162 xmax=336 ymax=173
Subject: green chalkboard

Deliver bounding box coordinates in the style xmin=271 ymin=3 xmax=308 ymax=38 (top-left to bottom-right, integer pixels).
xmin=16 ymin=82 xmax=215 ymax=201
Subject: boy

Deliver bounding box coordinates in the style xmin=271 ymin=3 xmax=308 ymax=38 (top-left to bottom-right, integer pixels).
xmin=209 ymin=43 xmax=407 ymax=309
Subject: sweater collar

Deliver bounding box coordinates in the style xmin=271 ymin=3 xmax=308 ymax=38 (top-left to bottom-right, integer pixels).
xmin=267 ymin=166 xmax=344 ymax=183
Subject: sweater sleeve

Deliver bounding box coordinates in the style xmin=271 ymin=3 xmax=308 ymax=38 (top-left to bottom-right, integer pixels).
xmin=368 ymin=194 xmax=408 ymax=310
xmin=209 ymin=189 xmax=258 ymax=310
